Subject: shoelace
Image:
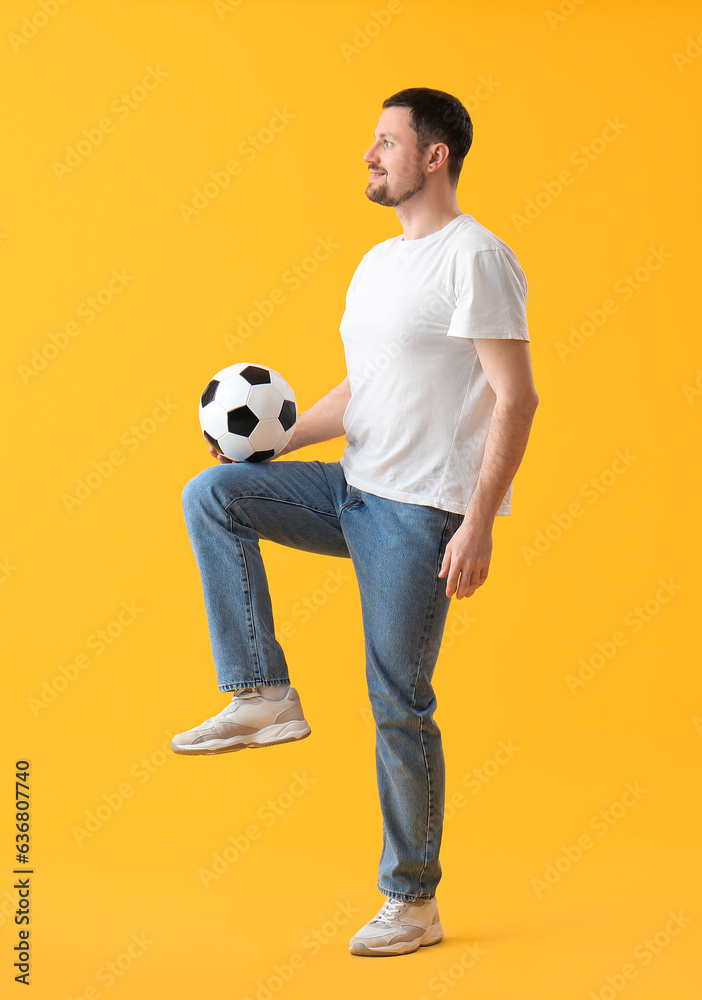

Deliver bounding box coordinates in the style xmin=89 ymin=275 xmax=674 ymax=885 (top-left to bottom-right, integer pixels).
xmin=370 ymin=898 xmax=408 ymax=926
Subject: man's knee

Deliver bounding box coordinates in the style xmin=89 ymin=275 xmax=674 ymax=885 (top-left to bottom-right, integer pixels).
xmin=368 ymin=690 xmax=437 ymax=727
xmin=181 ymin=463 xmax=237 ymax=517
xmin=368 ymin=670 xmax=436 ymax=729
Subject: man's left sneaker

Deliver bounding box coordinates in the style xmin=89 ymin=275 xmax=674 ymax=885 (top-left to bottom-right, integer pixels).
xmin=349 ymin=896 xmax=443 ymax=956
xmin=171 ymin=686 xmax=310 ymax=755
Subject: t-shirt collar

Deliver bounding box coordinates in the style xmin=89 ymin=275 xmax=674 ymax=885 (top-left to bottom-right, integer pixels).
xmin=398 ymin=214 xmax=466 ymax=246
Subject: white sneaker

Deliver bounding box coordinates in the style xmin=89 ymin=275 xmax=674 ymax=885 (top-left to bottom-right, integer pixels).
xmin=171 ymin=686 xmax=311 ymax=755
xmin=349 ymin=896 xmax=443 ymax=956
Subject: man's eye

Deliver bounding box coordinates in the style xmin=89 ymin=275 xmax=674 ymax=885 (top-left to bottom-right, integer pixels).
xmin=383 ymin=140 xmax=392 ymax=148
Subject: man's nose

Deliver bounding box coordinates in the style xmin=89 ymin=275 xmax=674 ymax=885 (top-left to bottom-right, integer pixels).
xmin=363 ymin=142 xmax=379 ymax=162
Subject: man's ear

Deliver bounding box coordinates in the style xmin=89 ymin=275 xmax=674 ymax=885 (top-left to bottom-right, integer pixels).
xmin=427 ymin=142 xmax=450 ymax=173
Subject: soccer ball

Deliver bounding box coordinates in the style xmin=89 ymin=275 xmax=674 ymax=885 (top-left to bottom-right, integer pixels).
xmin=199 ymin=362 xmax=297 ymax=462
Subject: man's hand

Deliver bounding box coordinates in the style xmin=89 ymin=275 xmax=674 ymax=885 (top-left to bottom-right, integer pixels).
xmin=208 ymin=445 xmax=235 ymax=464
xmin=438 ymin=518 xmax=493 ymax=599
xmin=207 ymin=434 xmax=296 ymax=464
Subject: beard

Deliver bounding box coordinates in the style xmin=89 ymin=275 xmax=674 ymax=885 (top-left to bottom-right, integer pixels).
xmin=365 ymin=167 xmax=427 ymax=207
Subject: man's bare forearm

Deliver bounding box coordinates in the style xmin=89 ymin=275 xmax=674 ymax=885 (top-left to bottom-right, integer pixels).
xmin=463 ymin=395 xmax=538 ymax=526
xmin=279 ymin=376 xmax=351 ymax=456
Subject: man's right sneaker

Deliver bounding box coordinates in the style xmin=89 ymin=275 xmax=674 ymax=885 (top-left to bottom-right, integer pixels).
xmin=349 ymin=896 xmax=444 ymax=956
xmin=171 ymin=686 xmax=311 ymax=755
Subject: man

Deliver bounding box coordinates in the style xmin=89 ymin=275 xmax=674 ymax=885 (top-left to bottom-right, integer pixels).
xmin=173 ymin=88 xmax=538 ymax=957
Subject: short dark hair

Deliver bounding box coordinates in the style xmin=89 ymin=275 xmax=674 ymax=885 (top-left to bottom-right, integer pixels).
xmin=382 ymin=88 xmax=473 ymax=185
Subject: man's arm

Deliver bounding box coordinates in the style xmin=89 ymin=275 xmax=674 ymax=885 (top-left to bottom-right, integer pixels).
xmin=208 ymin=376 xmax=350 ymax=464
xmin=438 ymin=338 xmax=538 ymax=599
xmin=277 ymin=376 xmax=350 ymax=456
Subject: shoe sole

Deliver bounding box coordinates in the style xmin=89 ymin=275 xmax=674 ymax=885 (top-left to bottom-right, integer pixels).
xmin=349 ymin=922 xmax=443 ymax=957
xmin=171 ymin=721 xmax=311 ymax=755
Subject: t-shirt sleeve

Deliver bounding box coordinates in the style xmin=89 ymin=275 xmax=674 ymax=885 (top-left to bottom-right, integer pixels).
xmin=447 ymin=247 xmax=529 ymax=341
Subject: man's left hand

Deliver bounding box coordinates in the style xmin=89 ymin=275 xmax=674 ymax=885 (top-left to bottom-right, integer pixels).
xmin=438 ymin=520 xmax=493 ymax=599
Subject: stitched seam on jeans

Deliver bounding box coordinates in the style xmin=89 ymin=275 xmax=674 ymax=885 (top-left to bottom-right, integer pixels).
xmin=413 ymin=510 xmax=452 ymax=892
xmin=418 ymin=716 xmax=433 ymax=894
xmin=224 ymin=494 xmax=337 ymax=520
xmin=411 ymin=511 xmax=452 ymax=708
xmin=232 ymin=523 xmax=262 ymax=686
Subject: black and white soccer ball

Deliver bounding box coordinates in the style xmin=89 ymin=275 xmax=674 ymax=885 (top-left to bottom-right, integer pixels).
xmin=199 ymin=362 xmax=297 ymax=462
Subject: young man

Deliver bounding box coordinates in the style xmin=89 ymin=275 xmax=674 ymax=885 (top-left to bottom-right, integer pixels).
xmin=173 ymin=88 xmax=538 ymax=957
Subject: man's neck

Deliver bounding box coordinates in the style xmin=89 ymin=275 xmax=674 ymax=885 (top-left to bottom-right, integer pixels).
xmin=395 ymin=197 xmax=463 ymax=241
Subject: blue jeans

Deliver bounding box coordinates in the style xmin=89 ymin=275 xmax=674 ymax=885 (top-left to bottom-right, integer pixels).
xmin=181 ymin=459 xmax=462 ymax=901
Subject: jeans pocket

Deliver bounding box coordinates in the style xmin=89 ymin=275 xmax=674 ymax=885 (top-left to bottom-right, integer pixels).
xmin=342 ymin=485 xmax=364 ymax=511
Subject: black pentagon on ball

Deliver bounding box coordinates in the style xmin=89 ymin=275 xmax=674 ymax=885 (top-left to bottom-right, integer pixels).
xmin=278 ymin=399 xmax=296 ymax=431
xmin=240 ymin=365 xmax=271 ymax=386
xmin=201 ymin=379 xmax=219 ymax=407
xmin=227 ymin=405 xmax=258 ymax=436
xmin=202 ymin=429 xmax=221 ymax=452
xmin=246 ymin=449 xmax=276 ymax=463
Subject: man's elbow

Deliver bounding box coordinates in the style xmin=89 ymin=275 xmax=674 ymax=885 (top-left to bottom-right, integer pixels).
xmin=497 ymin=387 xmax=539 ymax=421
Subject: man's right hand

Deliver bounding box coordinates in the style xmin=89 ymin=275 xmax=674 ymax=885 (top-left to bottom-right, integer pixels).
xmin=207 ymin=439 xmax=294 ymax=464
xmin=208 ymin=445 xmax=235 ymax=464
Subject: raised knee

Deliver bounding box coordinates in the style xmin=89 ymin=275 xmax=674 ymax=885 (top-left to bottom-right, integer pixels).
xmin=181 ymin=464 xmax=229 ymax=515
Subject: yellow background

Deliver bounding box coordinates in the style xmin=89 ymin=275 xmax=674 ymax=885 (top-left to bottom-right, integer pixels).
xmin=2 ymin=0 xmax=701 ymax=996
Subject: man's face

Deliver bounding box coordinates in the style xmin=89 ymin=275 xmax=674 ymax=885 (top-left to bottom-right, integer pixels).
xmin=363 ymin=106 xmax=427 ymax=207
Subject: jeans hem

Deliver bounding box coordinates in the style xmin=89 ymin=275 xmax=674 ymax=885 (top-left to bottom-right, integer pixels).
xmin=218 ymin=679 xmax=291 ymax=692
xmin=378 ymin=883 xmax=435 ymax=903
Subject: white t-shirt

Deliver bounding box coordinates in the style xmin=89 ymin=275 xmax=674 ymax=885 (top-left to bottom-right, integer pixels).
xmin=338 ymin=213 xmax=530 ymax=516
